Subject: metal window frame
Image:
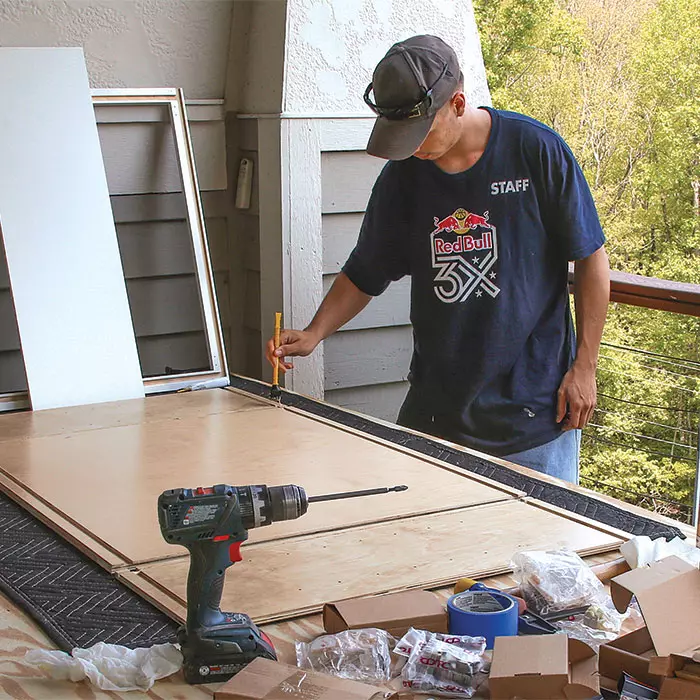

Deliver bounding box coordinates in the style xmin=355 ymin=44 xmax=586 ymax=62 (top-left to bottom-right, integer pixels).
xmin=92 ymin=88 xmax=229 ymax=395
xmin=0 ymin=88 xmax=228 ymax=411
xmin=0 ymin=392 xmax=29 ymax=412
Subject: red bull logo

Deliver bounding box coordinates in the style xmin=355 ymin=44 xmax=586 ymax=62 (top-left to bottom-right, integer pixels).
xmin=430 ymin=206 xmax=499 ymax=304
xmin=433 ymin=214 xmax=460 ymax=233
xmin=433 ymin=208 xmax=490 ymax=235
xmin=432 ymin=208 xmax=493 ymax=256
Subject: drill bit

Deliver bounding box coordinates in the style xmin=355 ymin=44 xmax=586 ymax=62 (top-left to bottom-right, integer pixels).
xmin=270 ymin=312 xmax=282 ymax=402
xmin=308 ymin=485 xmax=408 ymax=503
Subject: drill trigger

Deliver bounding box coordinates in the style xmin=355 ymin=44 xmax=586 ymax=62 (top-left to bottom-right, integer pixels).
xmin=229 ymin=541 xmax=243 ymax=563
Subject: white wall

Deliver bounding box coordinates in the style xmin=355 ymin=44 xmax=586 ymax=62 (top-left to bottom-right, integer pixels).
xmin=284 ymin=0 xmax=490 ymax=115
xmin=0 ymin=0 xmax=234 ymax=98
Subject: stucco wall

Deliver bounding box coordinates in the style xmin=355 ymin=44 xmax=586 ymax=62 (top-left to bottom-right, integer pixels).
xmin=284 ymin=0 xmax=490 ymax=114
xmin=0 ymin=0 xmax=234 ymax=98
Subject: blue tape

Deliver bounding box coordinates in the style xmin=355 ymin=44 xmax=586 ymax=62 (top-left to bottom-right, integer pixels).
xmin=446 ymin=589 xmax=519 ymax=649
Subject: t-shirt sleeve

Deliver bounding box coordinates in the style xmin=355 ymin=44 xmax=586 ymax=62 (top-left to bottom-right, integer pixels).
xmin=543 ymin=136 xmax=606 ymax=261
xmin=342 ymin=162 xmax=410 ymax=296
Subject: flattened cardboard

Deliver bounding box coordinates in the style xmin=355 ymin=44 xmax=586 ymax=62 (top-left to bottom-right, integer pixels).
xmin=489 ymin=635 xmax=599 ymax=699
xmin=609 ymin=556 xmax=700 ymax=659
xmin=323 ymin=590 xmax=447 ymax=637
xmin=214 ymin=657 xmax=396 ymax=700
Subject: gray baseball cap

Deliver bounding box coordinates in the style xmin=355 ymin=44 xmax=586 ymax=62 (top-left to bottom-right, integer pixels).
xmin=364 ymin=35 xmax=460 ymax=160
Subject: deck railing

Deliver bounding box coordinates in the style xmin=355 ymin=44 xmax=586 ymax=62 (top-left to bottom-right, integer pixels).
xmin=569 ymin=266 xmax=700 ymax=525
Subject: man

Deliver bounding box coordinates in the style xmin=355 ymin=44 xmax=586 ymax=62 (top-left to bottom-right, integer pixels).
xmin=266 ymin=35 xmax=610 ymax=483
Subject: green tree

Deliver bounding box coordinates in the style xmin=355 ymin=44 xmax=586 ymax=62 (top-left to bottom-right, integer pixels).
xmin=473 ymin=0 xmax=700 ymax=521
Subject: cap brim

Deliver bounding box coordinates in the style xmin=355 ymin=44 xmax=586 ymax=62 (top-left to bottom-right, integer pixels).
xmin=366 ymin=114 xmax=435 ymax=160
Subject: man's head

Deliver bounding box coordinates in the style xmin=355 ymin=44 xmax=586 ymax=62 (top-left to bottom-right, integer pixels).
xmin=364 ymin=35 xmax=464 ymax=161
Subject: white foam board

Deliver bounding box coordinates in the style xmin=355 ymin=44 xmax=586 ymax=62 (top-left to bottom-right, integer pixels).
xmin=0 ymin=48 xmax=144 ymax=409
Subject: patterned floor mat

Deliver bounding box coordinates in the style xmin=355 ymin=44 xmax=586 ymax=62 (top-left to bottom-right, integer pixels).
xmin=0 ymin=491 xmax=177 ymax=651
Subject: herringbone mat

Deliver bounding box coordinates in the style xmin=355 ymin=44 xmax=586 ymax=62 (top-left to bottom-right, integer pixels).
xmin=0 ymin=490 xmax=177 ymax=651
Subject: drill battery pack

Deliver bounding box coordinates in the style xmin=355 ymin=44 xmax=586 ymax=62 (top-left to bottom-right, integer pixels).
xmin=178 ymin=612 xmax=277 ymax=684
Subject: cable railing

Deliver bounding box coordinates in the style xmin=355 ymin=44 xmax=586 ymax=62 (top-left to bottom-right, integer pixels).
xmin=582 ymin=340 xmax=700 ymax=525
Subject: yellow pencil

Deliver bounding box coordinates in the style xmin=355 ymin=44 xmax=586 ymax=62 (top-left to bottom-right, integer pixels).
xmin=271 ymin=312 xmax=282 ymax=400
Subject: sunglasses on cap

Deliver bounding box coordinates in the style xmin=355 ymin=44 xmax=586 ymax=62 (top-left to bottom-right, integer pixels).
xmin=363 ymin=63 xmax=449 ymax=121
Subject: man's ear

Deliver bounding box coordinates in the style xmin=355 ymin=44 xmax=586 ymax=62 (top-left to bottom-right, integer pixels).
xmin=453 ymin=91 xmax=466 ymax=117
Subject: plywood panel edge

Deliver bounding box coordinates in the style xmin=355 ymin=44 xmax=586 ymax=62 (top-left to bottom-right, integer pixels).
xmin=119 ymin=497 xmax=519 ymax=569
xmin=281 ymin=404 xmax=526 ymax=499
xmin=224 ymin=380 xmax=524 ymax=499
xmin=0 ymin=472 xmax=126 ymax=571
xmin=0 ymin=389 xmax=274 ymax=443
xmin=224 ymin=385 xmax=522 ymax=497
xmin=118 ymin=541 xmax=623 ymax=628
xmin=224 ymin=383 xmax=279 ymax=408
xmin=522 ymin=497 xmax=631 ymax=542
xmin=117 ymin=569 xmax=187 ymax=625
xmin=116 ymin=500 xmax=625 ymax=626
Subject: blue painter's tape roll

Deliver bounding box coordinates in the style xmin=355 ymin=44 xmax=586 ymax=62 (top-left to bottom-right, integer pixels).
xmin=446 ymin=589 xmax=519 ymax=649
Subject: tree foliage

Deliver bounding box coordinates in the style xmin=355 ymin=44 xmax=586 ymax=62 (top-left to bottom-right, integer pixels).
xmin=473 ymin=0 xmax=700 ymax=521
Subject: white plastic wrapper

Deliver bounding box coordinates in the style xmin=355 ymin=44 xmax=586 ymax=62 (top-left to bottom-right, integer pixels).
xmin=295 ymin=628 xmax=394 ymax=683
xmin=556 ymin=598 xmax=643 ymax=651
xmin=555 ymin=619 xmax=617 ymax=651
xmin=511 ymin=549 xmax=605 ymax=616
xmin=620 ymin=535 xmax=700 ymax=569
xmin=397 ymin=630 xmax=485 ymax=697
xmin=25 ymin=642 xmax=183 ymax=691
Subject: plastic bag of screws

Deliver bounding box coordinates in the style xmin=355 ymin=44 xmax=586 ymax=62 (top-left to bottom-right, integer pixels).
xmin=400 ymin=635 xmax=485 ymax=697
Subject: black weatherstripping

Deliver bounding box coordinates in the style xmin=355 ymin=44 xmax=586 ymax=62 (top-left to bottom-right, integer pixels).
xmin=229 ymin=375 xmax=684 ymax=542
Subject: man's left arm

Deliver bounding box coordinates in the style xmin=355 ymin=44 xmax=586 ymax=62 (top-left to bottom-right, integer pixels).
xmin=556 ymin=245 xmax=611 ymax=430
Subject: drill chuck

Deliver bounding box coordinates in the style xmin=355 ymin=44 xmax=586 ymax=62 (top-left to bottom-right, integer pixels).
xmin=268 ymin=485 xmax=308 ymax=522
xmin=236 ymin=484 xmax=308 ymax=529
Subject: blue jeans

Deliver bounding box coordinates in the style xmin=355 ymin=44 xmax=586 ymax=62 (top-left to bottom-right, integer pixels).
xmin=396 ymin=392 xmax=581 ymax=484
xmin=503 ymin=429 xmax=581 ymax=484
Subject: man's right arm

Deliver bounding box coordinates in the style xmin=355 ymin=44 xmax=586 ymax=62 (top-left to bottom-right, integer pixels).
xmin=264 ymin=272 xmax=371 ymax=373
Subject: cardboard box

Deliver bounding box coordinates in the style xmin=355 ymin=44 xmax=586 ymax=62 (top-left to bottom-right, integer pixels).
xmin=650 ymin=657 xmax=700 ymax=698
xmin=214 ymin=657 xmax=397 ymax=700
xmin=658 ymin=677 xmax=700 ymax=699
xmin=489 ymin=634 xmax=600 ymax=699
xmin=323 ymin=590 xmax=447 ymax=637
xmin=598 ymin=626 xmax=663 ymax=691
xmin=600 ymin=556 xmax=700 ymax=696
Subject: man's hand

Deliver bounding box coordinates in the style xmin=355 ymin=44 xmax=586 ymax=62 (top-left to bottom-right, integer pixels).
xmin=262 ymin=273 xmax=373 ymax=375
xmin=556 ymin=362 xmax=597 ymax=430
xmin=265 ymin=329 xmax=321 ymax=374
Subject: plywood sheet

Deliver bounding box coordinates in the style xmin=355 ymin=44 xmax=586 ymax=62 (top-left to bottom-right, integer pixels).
xmin=0 ymin=404 xmax=517 ymax=567
xmin=0 ymin=48 xmax=144 ymax=410
xmin=119 ymin=500 xmax=624 ymax=625
xmin=0 ymin=388 xmax=270 ymax=443
xmin=0 ymin=472 xmax=126 ymax=571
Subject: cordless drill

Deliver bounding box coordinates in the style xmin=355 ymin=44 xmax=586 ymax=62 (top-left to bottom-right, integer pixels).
xmin=158 ymin=482 xmax=407 ymax=684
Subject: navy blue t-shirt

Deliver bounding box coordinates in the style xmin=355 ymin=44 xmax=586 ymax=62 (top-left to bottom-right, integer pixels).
xmin=342 ymin=107 xmax=605 ymax=455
